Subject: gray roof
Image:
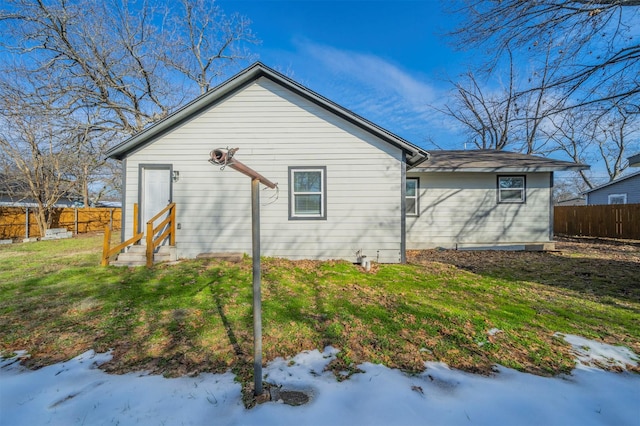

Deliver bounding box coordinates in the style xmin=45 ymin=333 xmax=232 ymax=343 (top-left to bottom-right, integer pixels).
xmin=628 ymin=153 xmax=640 ymax=168
xmin=106 ymin=62 xmax=429 ymax=167
xmin=413 ymin=150 xmax=589 ymax=172
xmin=582 ymin=169 xmax=640 ymax=194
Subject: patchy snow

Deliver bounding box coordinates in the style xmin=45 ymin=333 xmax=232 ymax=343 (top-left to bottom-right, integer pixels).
xmin=1 ymin=335 xmax=639 ymax=426
xmin=557 ymin=333 xmax=639 ymax=370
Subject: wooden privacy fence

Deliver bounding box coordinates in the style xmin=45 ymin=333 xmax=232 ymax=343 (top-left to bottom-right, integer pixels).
xmin=554 ymin=204 xmax=640 ymax=240
xmin=0 ymin=207 xmax=122 ymax=240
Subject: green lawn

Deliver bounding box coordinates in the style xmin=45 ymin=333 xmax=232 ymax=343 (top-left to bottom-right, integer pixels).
xmin=1 ymin=235 xmax=638 ymax=389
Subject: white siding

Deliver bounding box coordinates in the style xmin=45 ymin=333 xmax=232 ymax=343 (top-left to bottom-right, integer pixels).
xmin=123 ymin=78 xmax=404 ymax=263
xmin=406 ymin=172 xmax=553 ymax=249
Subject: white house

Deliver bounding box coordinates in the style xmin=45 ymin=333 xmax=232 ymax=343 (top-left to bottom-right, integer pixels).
xmin=106 ymin=63 xmax=587 ymax=264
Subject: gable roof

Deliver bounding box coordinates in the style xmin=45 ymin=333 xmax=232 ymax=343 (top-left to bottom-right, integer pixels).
xmin=106 ymin=62 xmax=430 ymax=167
xmin=412 ymin=150 xmax=589 ymax=172
xmin=582 ymin=170 xmax=640 ymax=194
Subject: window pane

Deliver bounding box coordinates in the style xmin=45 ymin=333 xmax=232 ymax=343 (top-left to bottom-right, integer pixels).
xmin=609 ymin=196 xmax=625 ymax=205
xmin=501 ymin=189 xmax=523 ymax=201
xmin=500 ymin=177 xmax=524 ymax=189
xmin=295 ymin=194 xmax=321 ymax=215
xmin=406 ymin=198 xmax=416 ymax=215
xmin=294 ymin=171 xmax=322 ymax=192
xmin=406 ymin=180 xmax=417 ymax=196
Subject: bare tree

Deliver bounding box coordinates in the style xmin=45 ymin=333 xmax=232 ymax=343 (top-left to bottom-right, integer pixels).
xmin=0 ymin=0 xmax=257 ymax=232
xmin=163 ymin=0 xmax=257 ymax=95
xmin=449 ymin=0 xmax=640 ymax=110
xmin=0 ymin=0 xmax=257 ymax=134
xmin=440 ymin=48 xmax=558 ymax=153
xmin=0 ymin=80 xmax=78 ymax=236
xmin=440 ymin=70 xmax=513 ymax=150
xmin=544 ymin=103 xmax=639 ymax=187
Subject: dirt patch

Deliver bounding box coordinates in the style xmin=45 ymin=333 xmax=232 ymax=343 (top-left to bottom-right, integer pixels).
xmin=408 ymin=236 xmax=640 ymax=304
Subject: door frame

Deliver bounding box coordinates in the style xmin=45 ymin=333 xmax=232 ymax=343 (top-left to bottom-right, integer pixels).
xmin=138 ymin=163 xmax=173 ymax=234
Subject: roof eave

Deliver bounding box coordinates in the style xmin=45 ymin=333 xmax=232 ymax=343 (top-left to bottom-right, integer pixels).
xmin=413 ymin=165 xmax=590 ymax=173
xmin=106 ymin=62 xmax=430 ymax=164
xmin=582 ymin=169 xmax=640 ymax=194
xmin=106 ymin=64 xmax=266 ymax=160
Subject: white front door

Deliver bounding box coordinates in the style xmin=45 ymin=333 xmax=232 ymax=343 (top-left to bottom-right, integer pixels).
xmin=140 ymin=165 xmax=172 ymax=241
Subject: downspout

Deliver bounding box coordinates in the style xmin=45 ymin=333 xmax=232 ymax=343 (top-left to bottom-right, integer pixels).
xmin=549 ymin=172 xmax=554 ymax=242
xmin=400 ymin=152 xmax=407 ymax=264
xmin=120 ymin=159 xmax=127 ymax=243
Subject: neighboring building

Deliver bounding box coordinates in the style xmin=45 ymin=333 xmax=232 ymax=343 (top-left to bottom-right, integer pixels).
xmin=0 ymin=197 xmax=82 ymax=208
xmin=584 ymin=170 xmax=640 ymax=205
xmin=106 ymin=63 xmax=588 ymax=263
xmin=555 ymin=197 xmax=586 ymax=206
xmin=0 ymin=177 xmax=81 ymax=208
xmin=94 ymin=200 xmax=122 ymax=208
xmin=629 ymin=153 xmax=640 ymax=168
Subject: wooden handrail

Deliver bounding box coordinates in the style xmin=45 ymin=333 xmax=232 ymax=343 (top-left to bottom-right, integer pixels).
xmin=102 ymin=202 xmax=176 ymax=267
xmin=145 ymin=203 xmax=176 ymax=267
xmin=102 ymin=203 xmax=142 ymax=266
xmin=147 ymin=203 xmax=175 ymax=227
xmin=102 ymin=231 xmax=144 ymax=266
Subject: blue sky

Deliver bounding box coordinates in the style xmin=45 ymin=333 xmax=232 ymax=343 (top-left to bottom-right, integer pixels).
xmin=218 ymin=0 xmax=470 ymax=150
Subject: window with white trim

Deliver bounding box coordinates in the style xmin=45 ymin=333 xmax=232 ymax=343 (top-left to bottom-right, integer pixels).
xmin=608 ymin=193 xmax=627 ymax=204
xmin=498 ymin=176 xmax=525 ymax=203
xmin=289 ymin=167 xmax=326 ymax=219
xmin=406 ymin=178 xmax=419 ymax=216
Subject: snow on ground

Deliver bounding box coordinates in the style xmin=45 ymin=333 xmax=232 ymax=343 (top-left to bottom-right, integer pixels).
xmin=1 ymin=335 xmax=639 ymax=426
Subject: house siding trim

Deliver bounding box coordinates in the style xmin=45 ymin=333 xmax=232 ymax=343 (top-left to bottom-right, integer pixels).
xmin=400 ymin=152 xmax=407 ymax=263
xmin=549 ymin=172 xmax=554 ymax=241
xmin=120 ymin=159 xmax=127 ymax=243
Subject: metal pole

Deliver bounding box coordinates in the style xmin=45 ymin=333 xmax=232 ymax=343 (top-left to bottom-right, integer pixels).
xmin=251 ymin=178 xmax=263 ymax=396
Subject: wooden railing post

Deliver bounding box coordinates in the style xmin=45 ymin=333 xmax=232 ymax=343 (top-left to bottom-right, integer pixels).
xmin=133 ymin=203 xmax=139 ymax=238
xmin=146 ymin=221 xmax=154 ymax=268
xmin=101 ymin=226 xmax=111 ymax=266
xmin=170 ymin=204 xmax=176 ymax=246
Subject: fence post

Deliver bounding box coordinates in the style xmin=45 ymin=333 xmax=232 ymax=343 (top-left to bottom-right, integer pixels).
xmin=25 ymin=207 xmax=29 ymax=239
xmin=74 ymin=208 xmax=79 ymax=235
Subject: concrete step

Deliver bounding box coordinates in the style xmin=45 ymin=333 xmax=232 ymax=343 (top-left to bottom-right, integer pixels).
xmin=112 ymin=249 xmax=146 ymax=267
xmin=111 ymin=245 xmax=176 ymax=267
xmin=154 ymin=246 xmax=177 ymax=263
